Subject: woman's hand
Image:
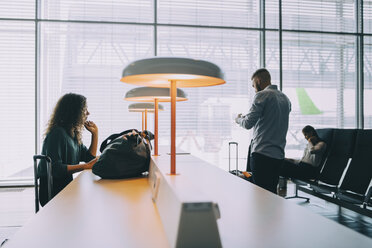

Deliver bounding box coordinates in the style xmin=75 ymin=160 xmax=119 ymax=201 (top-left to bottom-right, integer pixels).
xmin=84 ymin=121 xmax=98 ymax=136
xmin=84 ymin=157 xmax=99 ymax=170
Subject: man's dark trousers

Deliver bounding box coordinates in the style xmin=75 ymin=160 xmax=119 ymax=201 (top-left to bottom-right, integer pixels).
xmin=250 ymin=152 xmax=283 ymax=194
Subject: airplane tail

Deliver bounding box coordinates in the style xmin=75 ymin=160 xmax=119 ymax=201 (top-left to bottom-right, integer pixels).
xmin=296 ymin=88 xmax=322 ymax=115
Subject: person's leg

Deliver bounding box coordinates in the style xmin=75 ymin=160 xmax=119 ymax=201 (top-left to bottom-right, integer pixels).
xmin=267 ymin=159 xmax=281 ymax=194
xmin=250 ymin=152 xmax=282 ymax=194
xmin=281 ymin=159 xmax=299 ymax=178
xmin=297 ymin=162 xmax=318 ymax=179
xmin=281 ymin=161 xmax=317 ymax=180
xmin=246 ymin=141 xmax=252 ymax=172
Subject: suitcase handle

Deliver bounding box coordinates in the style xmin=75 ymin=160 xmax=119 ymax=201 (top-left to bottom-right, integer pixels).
xmin=228 ymin=142 xmax=238 ymax=175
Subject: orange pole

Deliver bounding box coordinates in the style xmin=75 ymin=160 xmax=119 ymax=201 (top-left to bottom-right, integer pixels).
xmin=142 ymin=111 xmax=145 ymax=131
xmin=145 ymin=109 xmax=148 ymax=130
xmin=154 ymin=98 xmax=159 ymax=156
xmin=170 ymin=80 xmax=177 ymax=174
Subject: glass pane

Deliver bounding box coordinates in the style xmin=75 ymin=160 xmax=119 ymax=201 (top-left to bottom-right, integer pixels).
xmin=265 ymin=31 xmax=280 ymax=83
xmin=266 ymin=31 xmax=356 ymax=157
xmin=39 ymin=22 xmax=153 ymax=152
xmin=158 ymin=0 xmax=260 ymax=28
xmin=158 ymin=26 xmax=260 ymax=170
xmin=265 ymin=0 xmax=279 ymax=29
xmin=0 ymin=0 xmax=35 ymax=19
xmin=266 ymin=0 xmax=355 ymax=32
xmin=364 ymin=36 xmax=372 ymax=127
xmin=41 ymin=0 xmax=153 ymax=23
xmin=364 ymin=0 xmax=372 ymax=34
xmin=0 ymin=21 xmax=35 ymax=179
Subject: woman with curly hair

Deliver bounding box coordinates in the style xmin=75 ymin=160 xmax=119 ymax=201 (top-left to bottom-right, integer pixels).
xmin=38 ymin=93 xmax=99 ymax=206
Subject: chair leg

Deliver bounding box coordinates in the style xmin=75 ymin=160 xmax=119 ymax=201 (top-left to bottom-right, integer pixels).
xmin=285 ymin=184 xmax=310 ymax=202
xmin=362 ymin=186 xmax=372 ymax=209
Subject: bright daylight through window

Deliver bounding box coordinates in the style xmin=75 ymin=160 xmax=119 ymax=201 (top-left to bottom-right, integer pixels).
xmin=0 ymin=0 xmax=369 ymax=181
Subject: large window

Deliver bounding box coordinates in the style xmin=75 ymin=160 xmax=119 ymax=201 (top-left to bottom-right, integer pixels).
xmin=364 ymin=36 xmax=372 ymax=128
xmin=267 ymin=32 xmax=356 ymax=157
xmin=157 ymin=26 xmax=259 ymax=167
xmin=364 ymin=0 xmax=372 ymax=128
xmin=0 ymin=21 xmax=35 ymax=179
xmin=39 ymin=22 xmax=154 ymax=148
xmin=0 ymin=0 xmax=369 ymax=180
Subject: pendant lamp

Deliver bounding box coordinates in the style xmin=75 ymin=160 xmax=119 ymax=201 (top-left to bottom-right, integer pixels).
xmin=128 ymin=103 xmax=164 ymax=131
xmin=125 ymin=87 xmax=187 ymax=156
xmin=121 ymin=57 xmax=225 ymax=174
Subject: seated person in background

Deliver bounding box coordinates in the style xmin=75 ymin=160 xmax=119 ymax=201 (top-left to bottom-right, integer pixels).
xmin=281 ymin=125 xmax=327 ymax=181
xmin=38 ymin=93 xmax=99 ymax=206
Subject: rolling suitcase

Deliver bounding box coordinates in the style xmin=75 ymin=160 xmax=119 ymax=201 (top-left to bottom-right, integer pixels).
xmin=228 ymin=141 xmax=252 ymax=181
xmin=228 ymin=142 xmax=241 ymax=176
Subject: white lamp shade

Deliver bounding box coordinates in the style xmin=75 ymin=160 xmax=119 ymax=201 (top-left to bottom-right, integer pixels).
xmin=121 ymin=57 xmax=225 ymax=88
xmin=124 ymin=87 xmax=188 ymax=102
xmin=128 ymin=103 xmax=164 ymax=112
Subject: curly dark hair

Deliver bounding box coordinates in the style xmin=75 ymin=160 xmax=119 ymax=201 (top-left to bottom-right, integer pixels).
xmin=45 ymin=93 xmax=87 ymax=144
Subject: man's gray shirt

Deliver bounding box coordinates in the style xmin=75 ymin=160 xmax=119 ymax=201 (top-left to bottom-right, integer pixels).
xmin=237 ymin=85 xmax=291 ymax=160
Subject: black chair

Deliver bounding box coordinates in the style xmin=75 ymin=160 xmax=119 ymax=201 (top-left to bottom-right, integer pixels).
xmin=33 ymin=155 xmax=53 ymax=213
xmin=286 ymin=128 xmax=334 ymax=201
xmin=309 ymin=129 xmax=356 ymax=195
xmin=336 ymin=129 xmax=372 ymax=208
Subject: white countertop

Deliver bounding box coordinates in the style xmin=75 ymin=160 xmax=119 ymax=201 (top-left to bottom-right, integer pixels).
xmin=5 ymin=150 xmax=372 ymax=248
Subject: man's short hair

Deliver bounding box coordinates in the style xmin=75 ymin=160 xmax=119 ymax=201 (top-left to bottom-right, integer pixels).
xmin=302 ymin=125 xmax=317 ymax=137
xmin=251 ymin=68 xmax=271 ymax=83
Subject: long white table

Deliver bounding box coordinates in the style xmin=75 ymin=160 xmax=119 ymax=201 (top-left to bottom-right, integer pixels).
xmin=5 ymin=172 xmax=169 ymax=248
xmin=5 ymin=152 xmax=372 ymax=248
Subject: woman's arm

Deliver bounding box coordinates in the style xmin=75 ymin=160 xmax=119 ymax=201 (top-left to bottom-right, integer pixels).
xmin=67 ymin=157 xmax=98 ymax=173
xmin=84 ymin=120 xmax=98 ymax=156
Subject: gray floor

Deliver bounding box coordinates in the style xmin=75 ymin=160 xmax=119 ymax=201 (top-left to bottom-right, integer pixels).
xmin=280 ymin=181 xmax=372 ymax=239
xmin=0 ymin=181 xmax=371 ymax=245
xmin=0 ymin=187 xmax=34 ymax=245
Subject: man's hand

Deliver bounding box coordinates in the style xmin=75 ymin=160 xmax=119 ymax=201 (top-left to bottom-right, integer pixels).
xmin=308 ymin=136 xmax=317 ymax=146
xmin=235 ymin=113 xmax=243 ymax=124
xmin=84 ymin=121 xmax=98 ymax=136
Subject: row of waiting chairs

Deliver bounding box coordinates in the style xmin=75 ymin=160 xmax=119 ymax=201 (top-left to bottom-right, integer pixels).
xmin=287 ymin=128 xmax=372 ymax=212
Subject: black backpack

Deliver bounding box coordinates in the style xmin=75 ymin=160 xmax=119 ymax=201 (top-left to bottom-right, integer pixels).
xmin=92 ymin=129 xmax=154 ymax=179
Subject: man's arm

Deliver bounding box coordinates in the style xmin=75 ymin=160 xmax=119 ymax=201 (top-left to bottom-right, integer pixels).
xmin=235 ymin=94 xmax=265 ymax=130
xmin=310 ymin=141 xmax=326 ymax=154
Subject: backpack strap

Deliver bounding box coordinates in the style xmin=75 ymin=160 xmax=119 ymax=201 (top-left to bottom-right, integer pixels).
xmin=99 ymin=129 xmax=139 ymax=152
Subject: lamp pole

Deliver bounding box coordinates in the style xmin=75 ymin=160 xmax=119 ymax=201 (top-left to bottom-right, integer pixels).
xmin=142 ymin=111 xmax=145 ymax=131
xmin=170 ymin=80 xmax=177 ymax=174
xmin=154 ymin=98 xmax=159 ymax=156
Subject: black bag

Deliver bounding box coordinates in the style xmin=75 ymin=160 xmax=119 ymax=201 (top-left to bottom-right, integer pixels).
xmin=92 ymin=129 xmax=154 ymax=179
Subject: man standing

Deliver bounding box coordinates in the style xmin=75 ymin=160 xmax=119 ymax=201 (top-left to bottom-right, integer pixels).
xmin=235 ymin=68 xmax=291 ymax=194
